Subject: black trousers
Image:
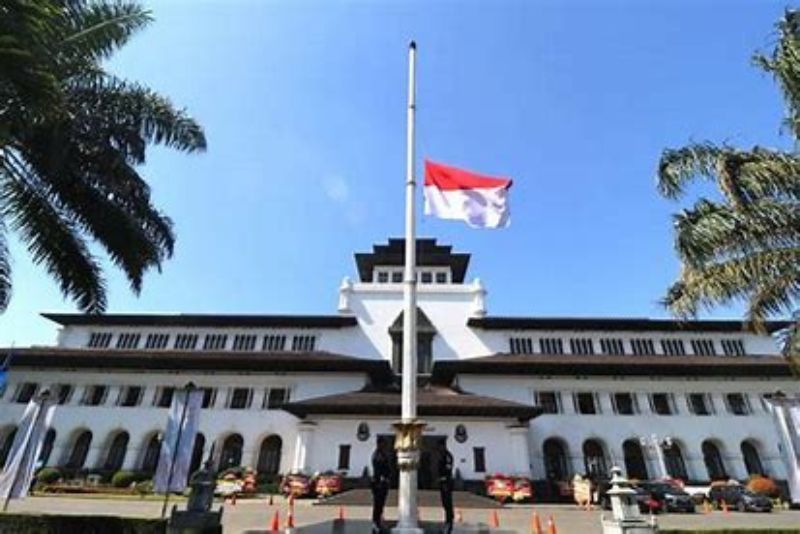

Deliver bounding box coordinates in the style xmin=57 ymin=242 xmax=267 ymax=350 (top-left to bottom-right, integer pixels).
xmin=440 ymin=480 xmax=454 ymax=525
xmin=372 ymin=484 xmax=388 ymax=525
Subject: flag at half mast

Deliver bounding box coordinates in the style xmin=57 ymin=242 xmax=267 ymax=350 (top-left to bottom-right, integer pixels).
xmin=423 ymin=160 xmax=513 ymax=228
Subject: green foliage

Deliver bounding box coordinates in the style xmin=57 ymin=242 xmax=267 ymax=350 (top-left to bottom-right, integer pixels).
xmin=111 ymin=470 xmax=139 ymax=488
xmin=35 ymin=467 xmax=62 ymax=484
xmin=657 ymin=11 xmax=800 ymax=373
xmin=0 ymin=0 xmax=206 ymax=314
xmin=0 ymin=514 xmax=166 ymax=533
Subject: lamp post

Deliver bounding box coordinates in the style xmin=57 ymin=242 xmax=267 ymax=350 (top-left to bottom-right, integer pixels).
xmin=639 ymin=434 xmax=673 ymax=480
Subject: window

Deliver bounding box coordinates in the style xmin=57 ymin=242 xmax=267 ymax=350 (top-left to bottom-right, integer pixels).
xmin=726 ymin=393 xmax=750 ymax=415
xmin=574 ymin=392 xmax=598 ymax=414
xmin=377 ymin=271 xmax=389 ymax=283
xmin=81 ymin=385 xmax=107 ymax=406
xmin=264 ymin=388 xmax=290 ymax=409
xmin=420 ymin=271 xmax=433 ymax=284
xmin=534 ymin=391 xmax=561 ymax=414
xmin=630 ymin=338 xmax=656 ymax=355
xmin=228 ymin=388 xmax=252 ymax=409
xmin=118 ymin=386 xmax=142 ymax=407
xmin=201 ymin=388 xmax=216 ymax=408
xmin=650 ymin=393 xmax=675 ymax=415
xmin=66 ymin=431 xmax=92 ymax=469
xmin=232 ymin=334 xmax=257 ymax=351
xmin=600 ymin=338 xmax=625 ymax=355
xmin=155 ymin=387 xmax=175 ymax=408
xmin=665 ymin=443 xmax=689 ymax=480
xmin=262 ymin=334 xmax=287 ymax=351
xmin=14 ymin=383 xmax=37 ymax=404
xmin=687 ymin=393 xmax=713 ymax=415
xmin=337 ymin=445 xmax=351 ymax=470
xmin=612 ymin=392 xmax=637 ymax=415
xmin=661 ymin=339 xmax=686 ymax=356
xmin=691 ymin=339 xmax=717 ymax=356
xmin=291 ymin=335 xmax=316 ymax=351
xmin=543 ymin=439 xmax=569 ymax=481
xmin=87 ymin=332 xmax=112 ymax=348
xmin=144 ymin=333 xmax=170 ymax=349
xmin=219 ymin=434 xmax=244 ymax=470
xmin=174 ymin=334 xmax=199 ymax=350
xmin=391 ymin=271 xmax=403 ymax=283
xmin=203 ymin=334 xmax=228 ymax=350
xmin=570 ymin=338 xmax=594 ymax=355
xmin=702 ymin=440 xmax=727 ymax=480
xmin=623 ymin=439 xmax=649 ymax=480
xmin=721 ymin=339 xmax=745 ymax=356
xmin=741 ymin=441 xmax=764 ymax=476
xmin=55 ymin=384 xmax=73 ymax=405
xmin=435 ymin=272 xmax=448 ymax=284
xmin=116 ymin=333 xmax=141 ymax=349
xmin=103 ymin=431 xmax=129 ymax=471
xmin=509 ymin=337 xmax=534 ymax=354
xmin=257 ymin=435 xmax=282 ymax=475
xmin=473 ymin=447 xmax=486 ymax=473
xmin=540 ymin=338 xmax=564 ymax=354
xmin=583 ymin=439 xmax=608 ymax=478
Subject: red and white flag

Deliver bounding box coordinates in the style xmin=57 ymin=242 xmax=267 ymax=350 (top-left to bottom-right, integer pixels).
xmin=423 ymin=160 xmax=512 ymax=228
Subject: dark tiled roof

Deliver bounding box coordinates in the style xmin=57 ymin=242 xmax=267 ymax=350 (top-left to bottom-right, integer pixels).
xmin=431 ymin=353 xmax=793 ymax=383
xmin=5 ymin=347 xmax=392 ymax=380
xmin=467 ymin=316 xmax=790 ymax=333
xmin=354 ymin=238 xmax=470 ymax=283
xmin=281 ymin=384 xmax=541 ymax=421
xmin=41 ymin=313 xmax=357 ymax=328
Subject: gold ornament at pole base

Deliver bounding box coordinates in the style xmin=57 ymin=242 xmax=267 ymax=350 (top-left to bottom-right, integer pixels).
xmin=392 ymin=420 xmax=426 ymax=471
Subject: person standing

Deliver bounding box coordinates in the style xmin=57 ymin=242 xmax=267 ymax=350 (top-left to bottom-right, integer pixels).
xmin=436 ymin=440 xmax=455 ymax=533
xmin=371 ymin=437 xmax=392 ymax=533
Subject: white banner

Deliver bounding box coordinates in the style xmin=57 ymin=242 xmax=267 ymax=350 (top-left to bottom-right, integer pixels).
xmin=0 ymin=395 xmax=55 ymax=501
xmin=154 ymin=388 xmax=203 ymax=493
xmin=769 ymin=398 xmax=800 ymax=504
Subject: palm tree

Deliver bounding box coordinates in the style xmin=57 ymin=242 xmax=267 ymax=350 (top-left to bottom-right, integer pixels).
xmin=657 ymin=11 xmax=800 ymax=369
xmin=0 ymin=0 xmax=206 ymax=313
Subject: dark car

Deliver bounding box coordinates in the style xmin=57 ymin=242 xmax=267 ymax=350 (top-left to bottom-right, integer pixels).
xmin=600 ymin=485 xmax=662 ymax=514
xmin=708 ymin=485 xmax=772 ymax=513
xmin=639 ymin=482 xmax=696 ymax=513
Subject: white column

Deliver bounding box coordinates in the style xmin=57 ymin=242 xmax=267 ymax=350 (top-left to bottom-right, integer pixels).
xmin=507 ymin=424 xmax=530 ymax=476
xmin=292 ymin=422 xmax=316 ymax=474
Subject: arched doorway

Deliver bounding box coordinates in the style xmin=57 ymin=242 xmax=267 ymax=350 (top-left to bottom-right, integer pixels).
xmin=543 ymin=438 xmax=569 ymax=481
xmin=66 ymin=430 xmax=92 ymax=469
xmin=664 ymin=442 xmax=689 ymax=481
xmin=141 ymin=434 xmax=162 ymax=474
xmin=257 ymin=435 xmax=282 ymax=476
xmin=0 ymin=427 xmax=18 ymax=468
xmin=622 ymin=439 xmax=648 ymax=480
xmin=103 ymin=431 xmax=129 ymax=472
xmin=741 ymin=440 xmax=765 ymax=476
xmin=219 ymin=434 xmax=244 ymax=470
xmin=583 ymin=439 xmax=608 ymax=479
xmin=38 ymin=428 xmax=57 ymax=467
xmin=189 ymin=433 xmax=206 ymax=477
xmin=702 ymin=440 xmax=727 ymax=480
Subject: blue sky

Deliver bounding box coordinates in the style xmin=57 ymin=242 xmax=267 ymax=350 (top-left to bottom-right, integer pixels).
xmin=1 ymin=0 xmax=793 ymax=346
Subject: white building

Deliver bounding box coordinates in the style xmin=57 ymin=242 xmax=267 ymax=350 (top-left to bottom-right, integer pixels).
xmin=1 ymin=238 xmax=797 ymax=499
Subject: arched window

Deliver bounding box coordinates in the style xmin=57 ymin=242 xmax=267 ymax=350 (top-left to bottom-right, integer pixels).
xmin=219 ymin=434 xmax=244 ymax=470
xmin=543 ymin=438 xmax=569 ymax=481
xmin=664 ymin=442 xmax=688 ymax=481
xmin=257 ymin=435 xmax=282 ymax=475
xmin=38 ymin=428 xmax=56 ymax=467
xmin=0 ymin=427 xmax=18 ymax=469
xmin=622 ymin=439 xmax=648 ymax=481
xmin=66 ymin=431 xmax=92 ymax=469
xmin=103 ymin=431 xmax=129 ymax=472
xmin=702 ymin=440 xmax=727 ymax=480
xmin=583 ymin=439 xmax=608 ymax=479
xmin=741 ymin=441 xmax=765 ymax=476
xmin=189 ymin=433 xmax=206 ymax=477
xmin=141 ymin=434 xmax=162 ymax=474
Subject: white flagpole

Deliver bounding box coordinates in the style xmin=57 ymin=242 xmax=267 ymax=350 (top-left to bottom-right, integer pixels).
xmin=394 ymin=40 xmax=423 ymax=534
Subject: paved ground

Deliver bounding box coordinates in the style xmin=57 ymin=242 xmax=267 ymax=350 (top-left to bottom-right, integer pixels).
xmin=5 ymin=496 xmax=800 ymax=533
xmin=321 ymin=490 xmax=501 ymax=509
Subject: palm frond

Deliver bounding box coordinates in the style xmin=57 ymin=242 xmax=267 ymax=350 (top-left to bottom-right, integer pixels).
xmin=59 ymin=1 xmax=152 ymax=64
xmin=0 ymin=223 xmax=10 ymax=313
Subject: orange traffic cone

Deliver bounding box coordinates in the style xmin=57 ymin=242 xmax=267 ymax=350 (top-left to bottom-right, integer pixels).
xmin=532 ymin=511 xmax=543 ymax=534
xmin=337 ymin=506 xmax=345 ymax=521
xmin=456 ymin=509 xmax=463 ymax=523
xmin=547 ymin=515 xmax=557 ymax=534
xmin=286 ymin=507 xmax=295 ymax=529
xmin=269 ymin=509 xmax=280 ymax=533
xmin=490 ymin=510 xmax=500 ymax=528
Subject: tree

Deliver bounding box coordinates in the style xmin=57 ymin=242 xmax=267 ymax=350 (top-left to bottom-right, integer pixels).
xmin=656 ymin=10 xmax=800 ymax=370
xmin=0 ymin=0 xmax=206 ymax=313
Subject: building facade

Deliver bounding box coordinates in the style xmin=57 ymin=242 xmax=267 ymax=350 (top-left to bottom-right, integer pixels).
xmin=1 ymin=239 xmax=797 ymax=499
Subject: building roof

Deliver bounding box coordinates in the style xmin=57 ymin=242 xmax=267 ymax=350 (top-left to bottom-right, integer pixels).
xmin=41 ymin=313 xmax=357 ymax=328
xmin=467 ymin=316 xmax=790 ymax=333
xmin=431 ymin=353 xmax=794 ymax=383
xmin=5 ymin=347 xmax=393 ymax=380
xmin=354 ymin=238 xmax=471 ymax=283
xmin=281 ymin=383 xmax=541 ymax=421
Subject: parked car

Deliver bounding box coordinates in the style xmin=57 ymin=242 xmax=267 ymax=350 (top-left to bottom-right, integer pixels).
xmin=600 ymin=485 xmax=662 ymax=514
xmin=708 ymin=484 xmax=773 ymax=512
xmin=639 ymin=482 xmax=696 ymax=513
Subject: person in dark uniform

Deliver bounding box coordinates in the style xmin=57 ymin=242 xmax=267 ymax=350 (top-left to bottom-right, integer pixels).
xmin=371 ymin=437 xmax=392 ymax=533
xmin=436 ymin=440 xmax=455 ymax=533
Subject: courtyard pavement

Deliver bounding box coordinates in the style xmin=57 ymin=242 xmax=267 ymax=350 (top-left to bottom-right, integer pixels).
xmin=4 ymin=495 xmax=800 ymax=533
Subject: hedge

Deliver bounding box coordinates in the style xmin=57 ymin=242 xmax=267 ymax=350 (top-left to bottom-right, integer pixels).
xmin=0 ymin=514 xmax=166 ymax=534
xmin=660 ymin=530 xmax=800 ymax=534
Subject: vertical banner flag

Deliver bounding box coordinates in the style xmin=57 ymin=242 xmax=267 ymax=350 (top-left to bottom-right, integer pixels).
xmin=769 ymin=398 xmax=800 ymax=504
xmin=0 ymin=354 xmax=9 ymax=398
xmin=0 ymin=393 xmax=56 ymax=501
xmin=423 ymin=160 xmax=513 ymax=228
xmin=154 ymin=388 xmax=203 ymax=493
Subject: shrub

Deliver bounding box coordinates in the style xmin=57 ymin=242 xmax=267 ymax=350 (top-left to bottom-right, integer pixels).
xmin=35 ymin=467 xmax=62 ymax=485
xmin=0 ymin=514 xmax=166 ymax=533
xmin=111 ymin=470 xmax=139 ymax=488
xmin=135 ymin=480 xmax=154 ymax=496
xmin=747 ymin=475 xmax=780 ymax=497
